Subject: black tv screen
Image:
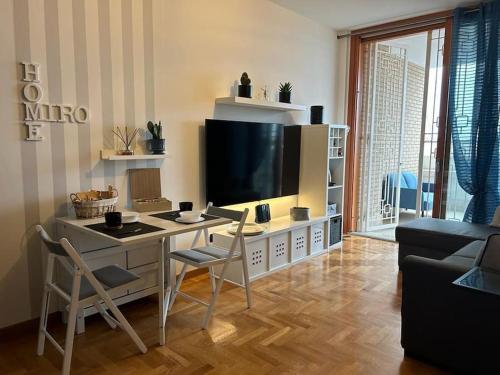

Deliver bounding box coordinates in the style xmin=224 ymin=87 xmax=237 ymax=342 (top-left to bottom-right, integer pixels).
xmin=205 ymin=119 xmax=300 ymax=206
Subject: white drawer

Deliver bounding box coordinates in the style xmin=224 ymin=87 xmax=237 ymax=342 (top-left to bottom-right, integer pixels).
xmin=57 ymin=222 xmax=117 ymax=253
xmin=291 ymin=228 xmax=308 ymax=261
xmin=311 ymin=223 xmax=325 ymax=254
xmin=127 ymin=244 xmax=159 ymax=269
xmin=128 ymin=264 xmax=158 ymax=294
xmin=247 ymin=239 xmax=268 ymax=278
xmin=84 ymin=251 xmax=126 ymax=270
xmin=269 ymin=233 xmax=289 ymax=270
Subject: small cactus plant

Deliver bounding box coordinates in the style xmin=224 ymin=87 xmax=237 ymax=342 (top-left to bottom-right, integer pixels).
xmin=279 ymin=82 xmax=292 ymax=93
xmin=240 ymin=72 xmax=251 ymax=86
xmin=147 ymin=121 xmax=162 ymax=139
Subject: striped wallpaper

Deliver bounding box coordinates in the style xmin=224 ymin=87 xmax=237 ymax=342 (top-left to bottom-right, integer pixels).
xmin=0 ymin=0 xmax=338 ymax=328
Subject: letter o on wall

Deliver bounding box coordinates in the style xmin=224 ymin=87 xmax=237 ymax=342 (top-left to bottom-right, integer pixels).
xmin=74 ymin=106 xmax=89 ymax=123
xmin=22 ymin=82 xmax=43 ymax=102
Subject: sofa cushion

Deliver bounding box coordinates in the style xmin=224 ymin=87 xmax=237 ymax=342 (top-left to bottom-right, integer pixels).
xmin=453 ymin=240 xmax=484 ymax=259
xmin=396 ymin=218 xmax=500 ymax=254
xmin=442 ymin=240 xmax=484 ymax=269
xmin=443 ymin=255 xmax=476 ymax=269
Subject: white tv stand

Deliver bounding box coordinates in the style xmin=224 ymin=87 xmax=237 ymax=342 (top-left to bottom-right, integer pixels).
xmin=212 ymin=215 xmax=329 ymax=283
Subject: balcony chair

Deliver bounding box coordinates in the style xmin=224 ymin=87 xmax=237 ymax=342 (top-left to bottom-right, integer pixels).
xmin=383 ymin=172 xmax=434 ymax=214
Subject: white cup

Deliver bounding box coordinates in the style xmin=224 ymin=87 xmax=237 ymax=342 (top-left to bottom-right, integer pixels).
xmin=179 ymin=210 xmax=202 ymax=221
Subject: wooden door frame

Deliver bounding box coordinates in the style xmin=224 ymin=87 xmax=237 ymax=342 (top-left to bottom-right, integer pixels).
xmin=433 ymin=18 xmax=453 ymax=218
xmin=344 ymin=14 xmax=453 ymax=233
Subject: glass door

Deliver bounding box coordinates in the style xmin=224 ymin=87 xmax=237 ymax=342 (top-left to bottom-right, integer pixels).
xmin=355 ymin=28 xmax=448 ymax=239
xmin=358 ymin=42 xmax=407 ymax=232
xmin=416 ymin=28 xmax=446 ymax=218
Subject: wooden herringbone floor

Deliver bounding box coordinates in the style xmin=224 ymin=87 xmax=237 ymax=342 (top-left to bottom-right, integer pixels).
xmin=0 ymin=236 xmax=448 ymax=374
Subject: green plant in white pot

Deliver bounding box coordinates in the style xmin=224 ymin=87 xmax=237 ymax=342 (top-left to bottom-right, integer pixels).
xmin=147 ymin=121 xmax=165 ymax=155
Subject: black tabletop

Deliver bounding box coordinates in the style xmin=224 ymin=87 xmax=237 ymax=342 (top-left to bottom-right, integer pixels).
xmin=85 ymin=221 xmax=164 ymax=239
xmin=149 ymin=210 xmax=220 ymax=225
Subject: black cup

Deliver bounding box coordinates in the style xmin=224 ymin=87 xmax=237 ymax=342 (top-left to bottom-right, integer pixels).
xmin=179 ymin=202 xmax=193 ymax=212
xmin=105 ymin=211 xmax=122 ymax=228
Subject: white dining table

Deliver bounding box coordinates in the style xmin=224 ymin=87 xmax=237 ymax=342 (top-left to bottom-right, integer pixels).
xmin=56 ymin=211 xmax=231 ymax=345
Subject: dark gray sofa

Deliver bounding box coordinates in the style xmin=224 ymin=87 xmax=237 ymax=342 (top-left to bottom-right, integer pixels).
xmin=397 ymin=218 xmax=500 ymax=373
xmin=396 ymin=217 xmax=499 ymax=267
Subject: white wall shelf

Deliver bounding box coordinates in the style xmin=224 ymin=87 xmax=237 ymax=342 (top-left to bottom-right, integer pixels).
xmin=328 ymin=185 xmax=343 ymax=189
xmin=215 ymin=96 xmax=307 ymax=112
xmin=100 ymin=150 xmax=168 ymax=161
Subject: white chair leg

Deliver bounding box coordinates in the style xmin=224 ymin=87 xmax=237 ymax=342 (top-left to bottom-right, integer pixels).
xmin=100 ymin=293 xmax=147 ymax=354
xmin=62 ymin=274 xmax=82 ymax=375
xmin=208 ymin=266 xmax=217 ymax=294
xmin=93 ymin=301 xmax=117 ymax=329
xmin=240 ymin=237 xmax=253 ymax=308
xmin=36 ymin=286 xmax=51 ymax=356
xmin=169 ymin=263 xmax=188 ymax=310
xmin=202 ymin=261 xmax=229 ymax=329
xmin=38 ymin=253 xmax=55 ymax=356
xmin=75 ymin=309 xmax=85 ymax=335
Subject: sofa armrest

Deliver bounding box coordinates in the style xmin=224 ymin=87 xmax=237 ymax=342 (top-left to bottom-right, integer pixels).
xmin=401 ymin=255 xmax=500 ymax=373
xmin=402 ymin=254 xmax=466 ymax=283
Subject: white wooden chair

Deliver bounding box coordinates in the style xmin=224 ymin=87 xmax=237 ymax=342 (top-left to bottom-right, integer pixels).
xmin=35 ymin=225 xmax=147 ymax=375
xmin=168 ymin=204 xmax=252 ymax=329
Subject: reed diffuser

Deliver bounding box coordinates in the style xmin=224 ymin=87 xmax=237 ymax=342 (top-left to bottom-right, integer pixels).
xmin=112 ymin=126 xmax=138 ymax=155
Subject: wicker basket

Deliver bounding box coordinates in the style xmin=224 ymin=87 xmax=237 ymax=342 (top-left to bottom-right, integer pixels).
xmin=70 ymin=186 xmax=119 ymax=219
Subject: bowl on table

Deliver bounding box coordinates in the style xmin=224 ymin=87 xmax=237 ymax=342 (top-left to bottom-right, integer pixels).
xmin=178 ymin=210 xmax=202 ymax=222
xmin=122 ymin=212 xmax=139 ymax=223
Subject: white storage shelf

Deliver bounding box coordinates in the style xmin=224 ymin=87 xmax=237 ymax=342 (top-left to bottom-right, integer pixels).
xmin=212 ymin=216 xmax=328 ymax=283
xmin=327 ymin=124 xmax=349 ymax=249
xmin=215 ymin=96 xmax=307 ymax=112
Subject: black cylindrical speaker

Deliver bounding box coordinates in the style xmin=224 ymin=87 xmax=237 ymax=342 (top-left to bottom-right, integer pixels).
xmin=310 ymin=105 xmax=324 ymax=124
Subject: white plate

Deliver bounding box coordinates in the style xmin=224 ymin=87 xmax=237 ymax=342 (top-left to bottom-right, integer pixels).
xmin=175 ymin=216 xmax=205 ymax=224
xmin=228 ymin=223 xmax=265 ymax=236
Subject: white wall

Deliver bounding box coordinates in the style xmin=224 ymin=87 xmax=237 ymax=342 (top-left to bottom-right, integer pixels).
xmin=0 ymin=0 xmax=338 ymax=328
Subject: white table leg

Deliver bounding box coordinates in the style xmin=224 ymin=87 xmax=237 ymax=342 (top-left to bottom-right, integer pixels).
xmin=158 ymin=237 xmax=165 ymax=345
xmin=163 ymin=237 xmax=172 ymax=326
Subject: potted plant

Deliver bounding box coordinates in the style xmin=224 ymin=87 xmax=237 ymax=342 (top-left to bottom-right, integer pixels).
xmin=238 ymin=72 xmax=252 ymax=98
xmin=279 ymin=82 xmax=292 ymax=103
xmin=147 ymin=121 xmax=165 ymax=154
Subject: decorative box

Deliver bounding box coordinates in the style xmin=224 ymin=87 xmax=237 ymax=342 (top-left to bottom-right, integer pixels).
xmin=290 ymin=207 xmax=310 ymax=221
xmin=129 ymin=168 xmax=172 ymax=212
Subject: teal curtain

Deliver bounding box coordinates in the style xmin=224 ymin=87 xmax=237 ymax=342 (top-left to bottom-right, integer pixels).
xmin=448 ymin=2 xmax=500 ymax=223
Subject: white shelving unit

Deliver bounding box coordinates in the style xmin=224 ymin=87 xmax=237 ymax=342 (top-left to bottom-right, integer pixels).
xmin=298 ymin=124 xmax=349 ymax=249
xmin=215 ymin=96 xmax=307 ymax=112
xmin=100 ymin=149 xmax=168 ymax=161
xmin=212 ymin=215 xmax=329 ymax=283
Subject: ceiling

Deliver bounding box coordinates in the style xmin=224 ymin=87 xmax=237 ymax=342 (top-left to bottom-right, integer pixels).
xmin=270 ymin=0 xmax=470 ymax=30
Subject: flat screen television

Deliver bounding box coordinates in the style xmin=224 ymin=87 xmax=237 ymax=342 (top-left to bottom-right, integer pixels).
xmin=205 ymin=119 xmax=301 ymax=206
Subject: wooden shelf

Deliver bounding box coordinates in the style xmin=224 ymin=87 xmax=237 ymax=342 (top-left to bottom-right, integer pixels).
xmin=215 ymin=96 xmax=307 ymax=112
xmin=100 ymin=150 xmax=168 ymax=161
